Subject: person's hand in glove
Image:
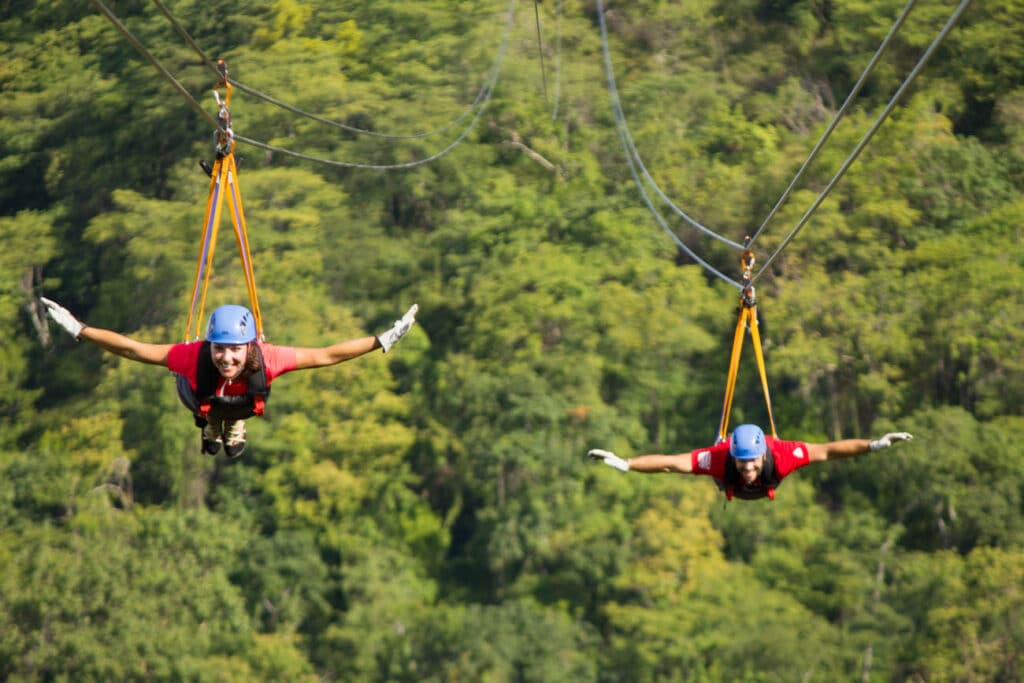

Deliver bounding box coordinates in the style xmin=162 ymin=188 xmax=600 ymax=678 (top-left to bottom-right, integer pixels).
xmin=869 ymin=432 xmax=913 ymax=452
xmin=377 ymin=304 xmax=419 ymax=353
xmin=40 ymin=297 xmax=85 ymax=339
xmin=587 ymin=448 xmax=630 ymax=472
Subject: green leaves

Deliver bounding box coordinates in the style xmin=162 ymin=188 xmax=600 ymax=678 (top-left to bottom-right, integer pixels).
xmin=0 ymin=508 xmax=259 ymax=682
xmin=3 ymin=1 xmax=1024 ymax=681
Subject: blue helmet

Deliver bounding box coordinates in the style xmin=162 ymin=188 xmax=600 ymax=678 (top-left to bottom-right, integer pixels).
xmin=205 ymin=305 xmax=257 ymax=344
xmin=729 ymin=424 xmax=767 ymax=460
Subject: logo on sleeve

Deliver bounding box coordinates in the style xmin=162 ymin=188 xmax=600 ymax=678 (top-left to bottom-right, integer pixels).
xmin=697 ymin=450 xmax=711 ymax=471
xmin=793 ymin=446 xmax=805 ymax=459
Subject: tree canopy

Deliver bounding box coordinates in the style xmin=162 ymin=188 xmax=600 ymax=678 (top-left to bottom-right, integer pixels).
xmin=2 ymin=1 xmax=1023 ymax=681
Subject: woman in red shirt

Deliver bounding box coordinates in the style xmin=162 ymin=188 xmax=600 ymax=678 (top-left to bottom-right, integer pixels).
xmin=41 ymin=297 xmax=417 ymax=458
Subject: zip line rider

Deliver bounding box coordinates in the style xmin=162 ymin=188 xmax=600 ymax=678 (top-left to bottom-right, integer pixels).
xmin=40 ymin=297 xmax=418 ymax=458
xmin=588 ymin=423 xmax=913 ymax=501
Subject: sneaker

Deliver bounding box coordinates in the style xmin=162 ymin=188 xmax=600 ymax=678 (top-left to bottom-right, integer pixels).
xmin=223 ymin=420 xmax=247 ymax=458
xmin=201 ymin=421 xmax=222 ymax=455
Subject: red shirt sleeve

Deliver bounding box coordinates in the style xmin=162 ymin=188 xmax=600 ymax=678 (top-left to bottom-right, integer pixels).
xmin=258 ymin=342 xmax=297 ymax=383
xmin=766 ymin=438 xmax=813 ymax=477
xmin=167 ymin=342 xmax=202 ymax=389
xmin=690 ymin=442 xmax=731 ymax=482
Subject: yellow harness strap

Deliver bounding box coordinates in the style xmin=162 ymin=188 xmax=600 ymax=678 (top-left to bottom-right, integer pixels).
xmin=184 ymin=63 xmax=264 ymax=341
xmin=717 ymin=250 xmax=778 ymax=442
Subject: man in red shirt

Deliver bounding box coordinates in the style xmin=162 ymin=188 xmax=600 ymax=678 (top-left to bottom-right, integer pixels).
xmin=41 ymin=298 xmax=417 ymax=458
xmin=588 ymin=423 xmax=912 ymax=500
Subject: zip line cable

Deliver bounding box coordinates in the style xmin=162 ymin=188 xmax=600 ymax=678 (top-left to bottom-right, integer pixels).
xmin=230 ymin=82 xmax=496 ymax=170
xmin=89 ymin=0 xmax=223 ymax=133
xmin=151 ymin=0 xmax=505 ymax=141
xmin=94 ymin=0 xmax=970 ymax=241
xmin=534 ymin=1 xmax=549 ymax=103
xmin=234 ymin=74 xmax=491 ymax=141
xmin=228 ymin=0 xmax=515 ymax=171
xmin=551 ymin=0 xmax=563 ymax=120
xmin=596 ymin=0 xmax=747 ymax=254
xmin=597 ymin=0 xmax=741 ymax=288
xmin=612 ymin=122 xmax=743 ymax=288
xmin=746 ymin=0 xmax=919 ymax=249
xmin=92 ymin=0 xmax=517 ymax=171
xmin=750 ymin=0 xmax=974 ymax=285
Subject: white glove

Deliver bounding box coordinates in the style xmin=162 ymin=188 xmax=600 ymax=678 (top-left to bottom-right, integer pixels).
xmin=40 ymin=297 xmax=85 ymax=339
xmin=588 ymin=448 xmax=630 ymax=472
xmin=377 ymin=304 xmax=418 ymax=353
xmin=869 ymin=432 xmax=913 ymax=452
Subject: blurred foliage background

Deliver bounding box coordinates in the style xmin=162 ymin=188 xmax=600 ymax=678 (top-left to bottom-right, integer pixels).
xmin=2 ymin=1 xmax=1022 ymax=680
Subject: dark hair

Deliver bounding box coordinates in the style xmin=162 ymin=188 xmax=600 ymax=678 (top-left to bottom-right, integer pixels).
xmin=243 ymin=342 xmax=263 ymax=376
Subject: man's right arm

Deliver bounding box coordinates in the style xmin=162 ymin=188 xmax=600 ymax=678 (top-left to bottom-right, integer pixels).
xmin=626 ymin=453 xmax=694 ymax=473
xmin=588 ymin=449 xmax=694 ymax=474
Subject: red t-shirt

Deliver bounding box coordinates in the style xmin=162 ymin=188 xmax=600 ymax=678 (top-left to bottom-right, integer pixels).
xmin=690 ymin=436 xmax=812 ymax=486
xmin=167 ymin=341 xmax=298 ymax=396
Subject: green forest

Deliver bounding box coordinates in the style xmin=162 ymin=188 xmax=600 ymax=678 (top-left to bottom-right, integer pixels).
xmin=2 ymin=0 xmax=1023 ymax=680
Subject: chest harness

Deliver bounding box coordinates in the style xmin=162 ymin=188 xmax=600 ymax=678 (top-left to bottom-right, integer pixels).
xmin=175 ymin=341 xmax=270 ymax=426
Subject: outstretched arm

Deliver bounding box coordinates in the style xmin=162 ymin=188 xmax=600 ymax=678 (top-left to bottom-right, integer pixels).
xmin=293 ymin=336 xmax=381 ymax=370
xmin=79 ymin=327 xmax=173 ymax=366
xmin=42 ymin=297 xmax=171 ymax=366
xmin=807 ymin=432 xmax=913 ymax=463
xmin=628 ymin=453 xmax=694 ymax=473
xmin=588 ymin=449 xmax=694 ymax=474
xmin=292 ymin=304 xmax=419 ymax=371
xmin=807 ymin=439 xmax=871 ymax=462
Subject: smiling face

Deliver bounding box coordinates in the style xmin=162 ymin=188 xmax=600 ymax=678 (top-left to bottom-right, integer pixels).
xmin=210 ymin=342 xmax=249 ymax=380
xmin=732 ymin=454 xmax=765 ymax=485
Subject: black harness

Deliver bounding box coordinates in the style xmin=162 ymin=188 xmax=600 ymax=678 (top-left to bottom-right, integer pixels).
xmin=175 ymin=341 xmax=270 ymax=426
xmin=720 ymin=449 xmax=780 ymax=501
